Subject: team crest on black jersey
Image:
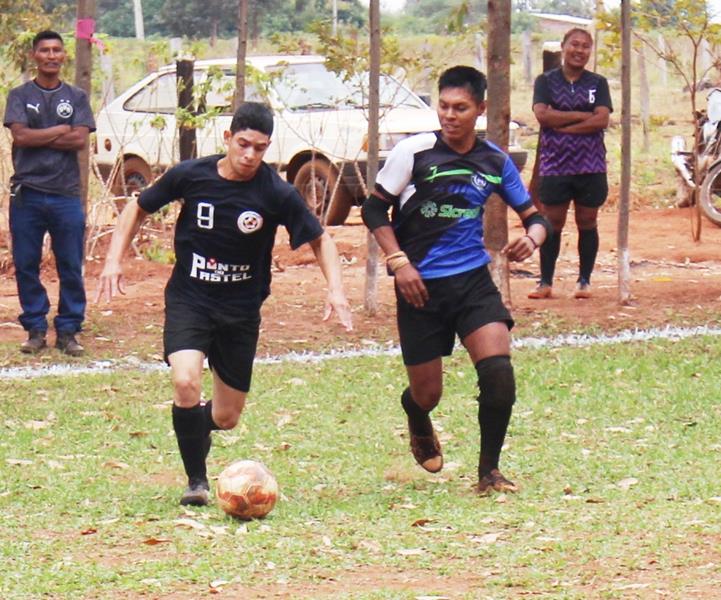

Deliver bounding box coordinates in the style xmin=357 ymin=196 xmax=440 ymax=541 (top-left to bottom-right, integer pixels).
xmin=56 ymin=100 xmax=73 ymax=119
xmin=237 ymin=210 xmax=263 ymax=233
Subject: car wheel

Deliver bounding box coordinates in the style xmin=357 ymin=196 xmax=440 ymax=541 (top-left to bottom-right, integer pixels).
xmin=294 ymin=159 xmax=352 ymax=225
xmin=111 ymin=157 xmax=153 ymax=197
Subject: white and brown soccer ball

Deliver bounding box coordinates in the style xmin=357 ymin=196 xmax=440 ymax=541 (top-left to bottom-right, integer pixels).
xmin=216 ymin=460 xmax=278 ymax=519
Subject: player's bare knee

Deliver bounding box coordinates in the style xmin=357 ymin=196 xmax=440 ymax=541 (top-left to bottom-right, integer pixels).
xmin=213 ymin=412 xmax=239 ymax=430
xmin=475 ymin=355 xmax=516 ymax=409
xmin=411 ymin=387 xmax=442 ymax=411
xmin=172 ymin=375 xmax=202 ymax=406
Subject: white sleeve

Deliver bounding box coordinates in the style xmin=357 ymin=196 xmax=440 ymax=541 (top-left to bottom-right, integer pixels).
xmin=375 ymin=132 xmax=436 ymax=198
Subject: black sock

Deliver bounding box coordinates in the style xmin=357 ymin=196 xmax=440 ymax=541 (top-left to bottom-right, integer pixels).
xmin=578 ymin=227 xmax=599 ymax=284
xmin=476 ymin=357 xmax=515 ymax=478
xmin=539 ymin=230 xmax=561 ymax=286
xmin=478 ymin=405 xmax=513 ymax=476
xmin=172 ymin=404 xmax=208 ymax=484
xmin=401 ymin=388 xmax=433 ymax=437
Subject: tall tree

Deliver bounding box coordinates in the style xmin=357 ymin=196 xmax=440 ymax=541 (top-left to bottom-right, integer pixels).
xmin=485 ymin=0 xmax=512 ymax=302
xmin=0 ymin=1 xmax=56 ymax=77
xmin=364 ymin=0 xmax=381 ymax=314
xmin=618 ymin=0 xmax=632 ymax=303
xmin=75 ymin=0 xmax=97 ymax=209
xmin=627 ymin=0 xmax=721 ymax=240
xmin=233 ymin=0 xmax=248 ymax=110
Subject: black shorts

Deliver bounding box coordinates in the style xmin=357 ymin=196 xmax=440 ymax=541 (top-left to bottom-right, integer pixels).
xmin=396 ymin=265 xmax=513 ymax=366
xmin=163 ymin=293 xmax=261 ymax=392
xmin=539 ymin=173 xmax=608 ymax=208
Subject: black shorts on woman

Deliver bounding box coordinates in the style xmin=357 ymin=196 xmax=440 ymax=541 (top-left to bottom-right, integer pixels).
xmin=396 ymin=265 xmax=514 ymax=366
xmin=538 ymin=172 xmax=608 ymax=208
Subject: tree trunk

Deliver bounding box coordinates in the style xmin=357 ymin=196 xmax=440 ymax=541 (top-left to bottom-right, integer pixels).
xmin=364 ymin=0 xmax=381 ymax=315
xmin=233 ymin=0 xmax=249 ymax=111
xmin=522 ymin=29 xmax=533 ymax=85
xmin=132 ymin=0 xmax=144 ymax=40
xmin=618 ymin=0 xmax=632 ymax=304
xmin=75 ymin=0 xmax=96 ymax=212
xmin=177 ymin=59 xmax=197 ymax=161
xmin=485 ymin=0 xmax=512 ymax=305
xmin=638 ymin=45 xmax=650 ymax=153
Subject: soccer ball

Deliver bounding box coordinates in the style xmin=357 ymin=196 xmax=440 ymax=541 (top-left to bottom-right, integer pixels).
xmin=216 ymin=460 xmax=279 ymax=520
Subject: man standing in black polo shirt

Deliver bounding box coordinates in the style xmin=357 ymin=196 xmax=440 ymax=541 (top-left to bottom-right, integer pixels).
xmin=97 ymin=102 xmax=353 ymax=506
xmin=4 ymin=30 xmax=95 ymax=356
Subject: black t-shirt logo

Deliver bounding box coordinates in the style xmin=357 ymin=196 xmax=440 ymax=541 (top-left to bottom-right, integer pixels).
xmin=57 ymin=100 xmax=74 ymax=119
xmin=237 ymin=210 xmax=263 ymax=234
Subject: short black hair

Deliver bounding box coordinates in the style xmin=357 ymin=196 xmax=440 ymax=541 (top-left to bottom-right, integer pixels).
xmin=438 ymin=65 xmax=487 ymax=103
xmin=32 ymin=30 xmax=64 ymax=50
xmin=562 ymin=27 xmax=593 ymax=46
xmin=230 ymin=102 xmax=274 ymax=137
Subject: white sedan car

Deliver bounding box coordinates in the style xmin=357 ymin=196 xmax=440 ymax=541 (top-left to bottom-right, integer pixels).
xmin=94 ymin=55 xmax=527 ymax=225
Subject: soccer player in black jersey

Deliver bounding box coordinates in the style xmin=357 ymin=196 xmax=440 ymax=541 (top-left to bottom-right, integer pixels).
xmin=362 ymin=66 xmax=550 ymax=494
xmin=97 ymin=102 xmax=353 ymax=506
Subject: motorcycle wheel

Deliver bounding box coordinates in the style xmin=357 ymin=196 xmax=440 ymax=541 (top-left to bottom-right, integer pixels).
xmin=699 ymin=161 xmax=721 ymax=227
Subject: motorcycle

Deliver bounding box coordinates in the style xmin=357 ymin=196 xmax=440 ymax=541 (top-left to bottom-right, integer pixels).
xmin=671 ymin=87 xmax=721 ymax=227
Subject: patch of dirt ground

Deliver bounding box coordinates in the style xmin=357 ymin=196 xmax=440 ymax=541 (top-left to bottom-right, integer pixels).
xmin=1 ymin=206 xmax=721 ymax=362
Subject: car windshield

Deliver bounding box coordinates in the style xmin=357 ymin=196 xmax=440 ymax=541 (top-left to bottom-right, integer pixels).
xmin=266 ymin=62 xmax=426 ymax=111
xmin=122 ymin=61 xmax=427 ymax=115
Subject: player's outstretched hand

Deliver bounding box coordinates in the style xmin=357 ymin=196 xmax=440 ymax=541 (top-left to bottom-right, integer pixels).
xmin=323 ymin=289 xmax=353 ymax=331
xmin=94 ymin=264 xmax=126 ymax=304
xmin=501 ymin=235 xmax=537 ymax=262
xmin=394 ymin=263 xmax=429 ymax=308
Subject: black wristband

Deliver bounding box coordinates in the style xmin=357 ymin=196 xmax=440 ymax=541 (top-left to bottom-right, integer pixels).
xmin=522 ymin=212 xmax=552 ymax=239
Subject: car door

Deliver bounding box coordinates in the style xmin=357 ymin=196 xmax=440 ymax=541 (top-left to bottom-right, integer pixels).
xmin=120 ymin=71 xmax=180 ymax=167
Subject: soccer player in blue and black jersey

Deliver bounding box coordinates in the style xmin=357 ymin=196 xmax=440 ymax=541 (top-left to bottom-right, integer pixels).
xmin=97 ymin=102 xmax=353 ymax=506
xmin=362 ymin=66 xmax=550 ymax=494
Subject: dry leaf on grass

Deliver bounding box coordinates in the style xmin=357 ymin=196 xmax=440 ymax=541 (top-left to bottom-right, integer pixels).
xmin=103 ymin=460 xmax=129 ymax=470
xmin=142 ymin=537 xmax=171 ymax=545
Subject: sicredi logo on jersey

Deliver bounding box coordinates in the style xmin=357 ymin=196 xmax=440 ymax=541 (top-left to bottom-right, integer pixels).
xmin=190 ymin=253 xmax=252 ymax=283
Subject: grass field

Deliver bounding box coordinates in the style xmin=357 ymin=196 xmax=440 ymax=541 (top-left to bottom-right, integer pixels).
xmin=1 ymin=333 xmax=720 ymax=598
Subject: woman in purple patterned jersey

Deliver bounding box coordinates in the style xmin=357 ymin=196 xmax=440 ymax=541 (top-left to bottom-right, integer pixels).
xmin=528 ymin=28 xmax=613 ymax=300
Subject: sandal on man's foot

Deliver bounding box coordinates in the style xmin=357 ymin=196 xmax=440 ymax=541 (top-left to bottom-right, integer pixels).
xmin=476 ymin=469 xmax=519 ymax=495
xmin=409 ymin=429 xmax=443 ymax=473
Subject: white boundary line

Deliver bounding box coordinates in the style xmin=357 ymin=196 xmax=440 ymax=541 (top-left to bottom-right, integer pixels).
xmin=1 ymin=324 xmax=721 ymax=381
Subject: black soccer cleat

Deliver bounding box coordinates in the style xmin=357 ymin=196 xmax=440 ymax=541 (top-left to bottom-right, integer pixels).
xmin=180 ymin=478 xmax=210 ymax=506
